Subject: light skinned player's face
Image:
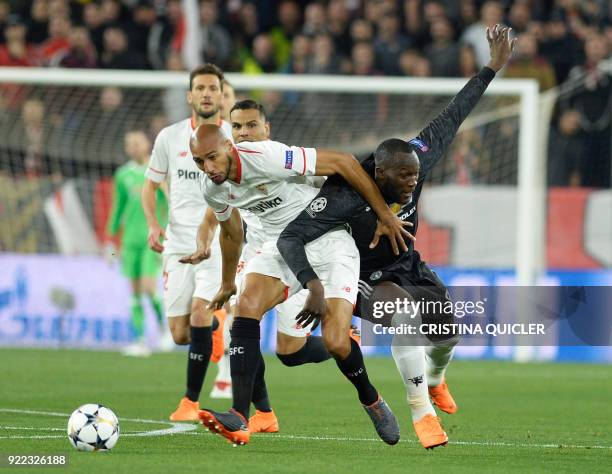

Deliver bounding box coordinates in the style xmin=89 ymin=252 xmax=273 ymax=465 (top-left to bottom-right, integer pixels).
xmin=231 ymin=108 xmax=270 ymax=143
xmin=221 ymin=84 xmax=236 ymax=121
xmin=191 ymin=137 xmax=233 ymax=185
xmin=188 ymin=74 xmax=223 ymax=120
xmin=124 ymin=131 xmax=151 ymax=164
xmin=376 ymin=153 xmax=420 ymax=205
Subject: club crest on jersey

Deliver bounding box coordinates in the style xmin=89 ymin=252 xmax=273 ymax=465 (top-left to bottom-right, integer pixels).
xmin=370 ymin=271 xmax=382 ymax=281
xmin=408 ymin=138 xmax=429 ymax=152
xmin=255 ymin=184 xmax=269 ymax=195
xmin=284 ymin=150 xmax=294 ymax=169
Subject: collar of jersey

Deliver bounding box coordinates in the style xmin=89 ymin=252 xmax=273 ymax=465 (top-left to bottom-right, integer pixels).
xmin=230 ymin=146 xmax=242 ymax=184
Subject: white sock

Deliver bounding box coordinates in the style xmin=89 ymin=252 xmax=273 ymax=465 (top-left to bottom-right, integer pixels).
xmin=425 ymin=340 xmax=457 ymax=387
xmin=215 ymin=312 xmax=233 ymax=382
xmin=391 ymin=343 xmax=436 ymax=422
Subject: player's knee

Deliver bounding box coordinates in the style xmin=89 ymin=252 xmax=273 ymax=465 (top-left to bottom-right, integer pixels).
xmin=235 ymin=291 xmax=264 ymax=317
xmin=170 ymin=326 xmax=190 ymax=345
xmin=190 ymin=302 xmax=214 ymax=327
xmin=323 ymin=332 xmax=350 ymax=359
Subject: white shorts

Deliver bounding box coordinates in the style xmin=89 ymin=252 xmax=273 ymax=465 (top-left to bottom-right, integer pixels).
xmin=162 ymin=251 xmax=222 ymax=317
xmin=245 ymin=228 xmax=360 ymax=305
xmin=275 ymin=289 xmax=311 ymax=337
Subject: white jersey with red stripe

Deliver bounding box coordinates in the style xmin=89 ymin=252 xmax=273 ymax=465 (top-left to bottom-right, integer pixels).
xmin=201 ymin=140 xmax=318 ymax=242
xmin=145 ymin=117 xmax=233 ymax=254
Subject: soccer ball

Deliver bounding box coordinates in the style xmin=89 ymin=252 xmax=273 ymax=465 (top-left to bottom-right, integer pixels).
xmin=67 ymin=404 xmax=119 ymax=452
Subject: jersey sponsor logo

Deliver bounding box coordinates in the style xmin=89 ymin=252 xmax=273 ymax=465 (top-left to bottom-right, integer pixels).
xmin=306 ymin=197 xmax=327 ymax=217
xmin=398 ymin=206 xmax=416 ymax=221
xmin=284 ymin=150 xmax=293 ymax=169
xmin=370 ymin=271 xmax=382 ymax=281
xmin=177 ymin=169 xmax=201 ymax=180
xmin=246 ymin=197 xmax=283 ymax=213
xmin=178 ymin=151 xmax=189 ymax=157
xmin=408 ymin=137 xmax=429 ymax=152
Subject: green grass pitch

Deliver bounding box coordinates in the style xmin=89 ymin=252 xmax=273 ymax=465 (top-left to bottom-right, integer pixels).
xmin=0 ymin=348 xmax=610 ymax=473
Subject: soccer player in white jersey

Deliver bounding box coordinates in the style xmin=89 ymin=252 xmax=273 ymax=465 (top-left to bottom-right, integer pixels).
xmin=141 ymin=64 xmax=232 ymax=422
xmin=190 ymin=124 xmax=410 ymax=446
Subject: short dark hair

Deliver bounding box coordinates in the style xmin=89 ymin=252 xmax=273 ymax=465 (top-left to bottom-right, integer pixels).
xmin=374 ymin=138 xmax=417 ymax=168
xmin=229 ymin=99 xmax=267 ymax=121
xmin=189 ymin=63 xmax=224 ymax=90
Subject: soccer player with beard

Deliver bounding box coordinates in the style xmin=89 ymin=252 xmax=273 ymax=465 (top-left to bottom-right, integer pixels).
xmin=277 ymin=25 xmax=515 ymax=449
xmin=142 ymin=63 xmax=231 ymax=421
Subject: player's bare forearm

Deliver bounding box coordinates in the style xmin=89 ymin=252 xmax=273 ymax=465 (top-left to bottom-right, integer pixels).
xmin=219 ymin=208 xmax=243 ymax=287
xmin=141 ymin=179 xmax=161 ymax=228
xmin=197 ymin=207 xmax=219 ymax=250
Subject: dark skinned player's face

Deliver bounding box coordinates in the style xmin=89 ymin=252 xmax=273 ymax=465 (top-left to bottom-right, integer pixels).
xmin=191 ymin=138 xmax=233 ymax=185
xmin=376 ymin=153 xmax=420 ymax=205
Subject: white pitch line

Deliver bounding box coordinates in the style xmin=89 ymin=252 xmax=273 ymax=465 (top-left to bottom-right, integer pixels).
xmin=2 ymin=408 xmax=610 ymax=450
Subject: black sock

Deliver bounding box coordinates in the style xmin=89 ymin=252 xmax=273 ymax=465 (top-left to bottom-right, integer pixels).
xmin=230 ymin=317 xmax=261 ymax=419
xmin=276 ymin=335 xmax=332 ymax=366
xmin=251 ymin=352 xmax=271 ymax=412
xmin=185 ymin=326 xmax=212 ymax=402
xmin=335 ymin=339 xmax=378 ymax=406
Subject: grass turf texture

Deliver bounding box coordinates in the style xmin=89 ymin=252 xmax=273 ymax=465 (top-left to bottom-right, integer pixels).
xmin=0 ymin=349 xmax=610 ymax=473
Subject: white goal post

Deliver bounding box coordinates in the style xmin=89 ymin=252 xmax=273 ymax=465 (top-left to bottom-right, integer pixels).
xmin=0 ymin=67 xmax=543 ymax=285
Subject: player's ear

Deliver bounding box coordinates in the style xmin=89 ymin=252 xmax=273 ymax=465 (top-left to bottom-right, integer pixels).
xmin=375 ymin=166 xmax=385 ymax=180
xmin=265 ymin=122 xmax=270 ymax=139
xmin=186 ymin=90 xmax=193 ymax=106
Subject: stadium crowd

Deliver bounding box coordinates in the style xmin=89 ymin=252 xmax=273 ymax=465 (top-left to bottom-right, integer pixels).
xmin=0 ymin=0 xmax=610 ymax=187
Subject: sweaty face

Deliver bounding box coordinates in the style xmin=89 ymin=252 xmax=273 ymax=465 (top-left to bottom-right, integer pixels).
xmin=188 ymin=74 xmax=222 ymax=119
xmin=377 ymin=153 xmax=420 ymax=205
xmin=191 ymin=138 xmax=232 ymax=185
xmin=231 ymin=109 xmax=270 ymax=143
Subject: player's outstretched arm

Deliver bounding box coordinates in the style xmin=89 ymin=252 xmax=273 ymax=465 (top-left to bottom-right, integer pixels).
xmin=207 ymin=208 xmax=242 ymax=311
xmin=315 ymin=150 xmax=410 ymax=254
xmin=414 ymin=24 xmax=515 ymax=179
xmin=179 ymin=207 xmax=219 ymax=265
xmin=142 ymin=178 xmax=166 ymax=253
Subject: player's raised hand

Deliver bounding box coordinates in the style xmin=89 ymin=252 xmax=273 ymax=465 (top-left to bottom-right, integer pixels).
xmin=369 ymin=213 xmax=415 ymax=255
xmin=207 ymin=284 xmax=236 ymax=311
xmin=147 ymin=223 xmax=166 ymax=253
xmin=179 ymin=245 xmax=211 ymax=265
xmin=486 ymin=24 xmax=516 ymax=72
xmin=296 ymin=279 xmax=326 ymax=331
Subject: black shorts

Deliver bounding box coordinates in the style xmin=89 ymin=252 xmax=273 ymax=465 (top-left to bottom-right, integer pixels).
xmin=356 ymin=252 xmax=456 ymax=341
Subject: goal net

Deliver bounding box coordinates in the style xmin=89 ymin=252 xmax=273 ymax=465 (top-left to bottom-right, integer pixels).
xmin=0 ymin=68 xmax=541 ymax=284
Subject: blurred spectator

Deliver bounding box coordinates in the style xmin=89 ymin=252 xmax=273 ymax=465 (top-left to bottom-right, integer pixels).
xmin=548 ymin=109 xmax=584 ymax=186
xmin=270 ymin=0 xmax=301 ymax=70
xmin=327 ymin=0 xmax=352 ymax=57
xmin=307 ymin=33 xmax=344 ymax=74
xmin=374 ymin=14 xmax=411 ymax=75
xmin=235 ymin=2 xmax=260 ymax=52
xmin=0 ymin=20 xmax=36 ymax=67
xmin=163 ymin=52 xmax=190 ymax=123
xmin=507 ymin=0 xmax=532 ymax=34
xmin=398 ymin=48 xmax=422 ymax=76
xmin=351 ymin=41 xmax=378 ymax=76
xmin=425 ymin=17 xmax=461 ymax=77
xmin=19 ymin=98 xmax=46 ymax=176
xmin=128 ymin=0 xmax=157 ymax=59
xmin=26 ymin=0 xmax=49 ymax=44
xmin=558 ymin=34 xmax=611 ymax=188
xmin=412 ymin=55 xmax=432 ymax=77
xmin=47 ymin=0 xmax=70 ymax=20
xmin=283 ymin=33 xmax=311 ymax=74
xmin=243 ymin=33 xmax=277 ymax=73
xmin=147 ymin=0 xmax=182 ymax=70
xmin=38 ymin=15 xmax=71 ymax=65
xmin=101 ymin=27 xmax=148 ymax=69
xmin=100 ymin=0 xmax=128 ymax=29
xmin=504 ymin=32 xmax=557 ymax=91
xmin=540 ymin=13 xmax=584 ymax=84
xmin=461 ymin=0 xmax=504 ymax=67
xmin=303 ymin=2 xmax=327 ymax=36
xmin=56 ymin=26 xmax=98 ymax=68
xmin=199 ymin=0 xmax=232 ymax=69
xmin=458 ymin=0 xmax=479 ymax=31
xmin=350 ymin=18 xmax=374 ymax=44
xmin=0 ymin=1 xmax=9 ymax=45
xmin=82 ymin=2 xmax=106 ymax=54
xmin=458 ymin=44 xmax=479 ymax=77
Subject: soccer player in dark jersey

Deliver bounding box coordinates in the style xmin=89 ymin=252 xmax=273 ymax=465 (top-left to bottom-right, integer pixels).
xmin=277 ymin=25 xmax=515 ymax=449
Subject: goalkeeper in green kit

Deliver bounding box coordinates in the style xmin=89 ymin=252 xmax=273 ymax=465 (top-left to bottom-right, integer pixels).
xmin=106 ymin=130 xmax=170 ymax=357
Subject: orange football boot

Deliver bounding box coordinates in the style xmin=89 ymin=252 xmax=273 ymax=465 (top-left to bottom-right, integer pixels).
xmin=413 ymin=414 xmax=448 ymax=449
xmin=428 ymin=378 xmax=458 ymax=414
xmin=210 ymin=309 xmax=226 ymax=363
xmin=169 ymin=397 xmax=199 ymax=421
xmin=349 ymin=324 xmax=361 ymax=345
xmin=199 ymin=408 xmax=250 ymax=446
xmin=248 ymin=410 xmax=279 ymax=433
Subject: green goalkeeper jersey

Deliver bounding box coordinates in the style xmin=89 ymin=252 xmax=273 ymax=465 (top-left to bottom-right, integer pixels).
xmin=107 ymin=161 xmax=167 ymax=247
